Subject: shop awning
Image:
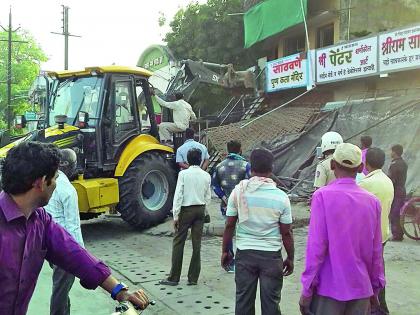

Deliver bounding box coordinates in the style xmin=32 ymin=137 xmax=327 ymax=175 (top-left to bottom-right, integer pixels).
xmin=244 ymin=0 xmax=307 ymax=48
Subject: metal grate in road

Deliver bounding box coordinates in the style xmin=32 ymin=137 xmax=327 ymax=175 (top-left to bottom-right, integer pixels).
xmin=141 ymin=281 xmax=234 ymax=315
xmin=84 ymin=226 xmax=236 ymax=314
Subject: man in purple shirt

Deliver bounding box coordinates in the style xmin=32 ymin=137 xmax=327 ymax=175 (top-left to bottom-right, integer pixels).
xmin=360 ymin=135 xmax=372 ymax=175
xmin=299 ymin=143 xmax=385 ymax=315
xmin=0 ymin=142 xmax=149 ymax=315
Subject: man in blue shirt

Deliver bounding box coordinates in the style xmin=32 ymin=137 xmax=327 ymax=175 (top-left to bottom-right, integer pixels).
xmin=45 ymin=148 xmax=84 ymax=315
xmin=176 ymin=128 xmax=210 ymax=170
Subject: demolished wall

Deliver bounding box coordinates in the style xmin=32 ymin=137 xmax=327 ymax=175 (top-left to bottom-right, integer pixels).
xmin=265 ymin=93 xmax=420 ymax=196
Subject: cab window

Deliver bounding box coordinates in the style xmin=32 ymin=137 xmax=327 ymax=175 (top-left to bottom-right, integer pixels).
xmin=115 ymin=81 xmax=134 ymax=125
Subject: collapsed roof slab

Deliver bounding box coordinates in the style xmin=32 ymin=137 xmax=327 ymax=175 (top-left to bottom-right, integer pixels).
xmin=205 ymin=105 xmax=319 ymax=156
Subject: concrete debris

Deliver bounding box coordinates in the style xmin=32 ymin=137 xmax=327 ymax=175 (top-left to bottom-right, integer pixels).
xmin=206 ymin=106 xmax=318 ymax=155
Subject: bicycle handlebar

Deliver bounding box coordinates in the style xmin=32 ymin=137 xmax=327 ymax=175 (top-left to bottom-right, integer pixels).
xmin=112 ymin=300 xmax=156 ymax=315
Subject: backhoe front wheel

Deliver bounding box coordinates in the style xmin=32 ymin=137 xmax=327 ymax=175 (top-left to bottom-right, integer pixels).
xmin=117 ymin=152 xmax=177 ymax=229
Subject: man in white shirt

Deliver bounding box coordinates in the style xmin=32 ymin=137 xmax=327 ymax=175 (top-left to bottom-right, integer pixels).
xmin=159 ymin=148 xmax=211 ymax=286
xmin=44 ymin=148 xmax=84 ymax=315
xmin=153 ymin=92 xmax=197 ymax=142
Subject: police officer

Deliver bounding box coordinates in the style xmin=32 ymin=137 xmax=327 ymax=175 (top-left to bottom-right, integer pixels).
xmin=314 ymin=131 xmax=343 ymax=188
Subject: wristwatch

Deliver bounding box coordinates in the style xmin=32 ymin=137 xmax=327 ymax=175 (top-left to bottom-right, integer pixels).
xmin=111 ymin=282 xmax=129 ymax=300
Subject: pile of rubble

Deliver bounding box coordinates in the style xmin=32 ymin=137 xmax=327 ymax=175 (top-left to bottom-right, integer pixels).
xmin=205 ymin=89 xmax=420 ymax=198
xmin=205 ymin=105 xmax=319 ymax=155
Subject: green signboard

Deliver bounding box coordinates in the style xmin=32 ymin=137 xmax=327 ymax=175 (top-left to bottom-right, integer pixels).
xmin=244 ymin=0 xmax=307 ymax=48
xmin=137 ymin=45 xmax=174 ymax=71
xmin=25 ymin=111 xmax=37 ymax=120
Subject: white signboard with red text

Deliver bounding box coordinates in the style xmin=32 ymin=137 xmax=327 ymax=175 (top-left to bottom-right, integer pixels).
xmin=266 ymin=52 xmax=310 ymax=93
xmin=379 ymin=25 xmax=420 ymax=73
xmin=316 ymin=37 xmax=378 ymax=83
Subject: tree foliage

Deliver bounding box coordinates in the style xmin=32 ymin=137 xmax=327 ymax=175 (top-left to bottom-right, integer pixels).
xmin=162 ymin=0 xmax=256 ymax=115
xmin=164 ymin=0 xmax=252 ymax=69
xmin=0 ymin=30 xmax=47 ymax=130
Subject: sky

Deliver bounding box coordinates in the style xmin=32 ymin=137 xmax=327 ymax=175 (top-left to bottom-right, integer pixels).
xmin=0 ymin=0 xmax=205 ymax=71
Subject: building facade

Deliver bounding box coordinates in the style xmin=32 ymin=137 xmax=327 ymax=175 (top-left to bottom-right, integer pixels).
xmin=244 ymin=0 xmax=420 ymax=102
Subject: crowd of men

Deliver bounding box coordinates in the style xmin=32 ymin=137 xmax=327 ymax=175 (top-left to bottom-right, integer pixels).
xmin=304 ymin=132 xmax=407 ymax=315
xmin=0 ymin=120 xmax=409 ymax=315
xmin=158 ymin=129 xmax=408 ymax=315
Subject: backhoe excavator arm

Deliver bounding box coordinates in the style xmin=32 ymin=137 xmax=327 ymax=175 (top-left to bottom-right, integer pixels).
xmin=164 ymin=59 xmax=256 ymax=101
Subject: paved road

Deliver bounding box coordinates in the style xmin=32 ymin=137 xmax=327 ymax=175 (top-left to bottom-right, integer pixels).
xmin=28 ymin=202 xmax=420 ymax=315
xmin=29 ymin=220 xmax=420 ymax=315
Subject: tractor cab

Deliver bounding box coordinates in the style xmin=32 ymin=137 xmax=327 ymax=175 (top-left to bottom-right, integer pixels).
xmin=45 ymin=66 xmax=161 ymax=177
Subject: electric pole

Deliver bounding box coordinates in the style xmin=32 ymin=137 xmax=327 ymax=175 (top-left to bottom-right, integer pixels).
xmin=51 ymin=5 xmax=81 ymax=70
xmin=0 ymin=7 xmax=27 ymax=130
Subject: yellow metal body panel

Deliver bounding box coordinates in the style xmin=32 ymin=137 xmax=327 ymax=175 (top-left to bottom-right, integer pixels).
xmin=72 ymin=178 xmax=119 ymax=213
xmin=48 ymin=65 xmax=153 ymax=79
xmin=52 ymin=135 xmax=78 ymax=148
xmin=114 ymin=134 xmax=174 ymax=177
xmin=44 ymin=124 xmax=79 ymax=138
xmin=0 ymin=125 xmax=79 ymax=157
xmin=0 ymin=136 xmax=27 ymax=158
xmin=47 ymin=69 xmax=90 ymax=79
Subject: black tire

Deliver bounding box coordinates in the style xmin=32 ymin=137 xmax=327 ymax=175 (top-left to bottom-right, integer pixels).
xmin=117 ymin=152 xmax=177 ymax=229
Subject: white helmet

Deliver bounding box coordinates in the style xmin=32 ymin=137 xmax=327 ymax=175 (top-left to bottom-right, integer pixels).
xmin=321 ymin=131 xmax=343 ymax=154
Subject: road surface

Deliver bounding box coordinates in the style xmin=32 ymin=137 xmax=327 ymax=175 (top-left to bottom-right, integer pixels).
xmin=28 ymin=201 xmax=420 ymax=315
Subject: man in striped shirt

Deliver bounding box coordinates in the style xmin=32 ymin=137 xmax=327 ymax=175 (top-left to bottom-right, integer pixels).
xmin=221 ymin=148 xmax=294 ymax=315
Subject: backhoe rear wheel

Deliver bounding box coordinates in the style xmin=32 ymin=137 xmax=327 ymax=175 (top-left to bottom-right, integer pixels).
xmin=117 ymin=152 xmax=176 ymax=229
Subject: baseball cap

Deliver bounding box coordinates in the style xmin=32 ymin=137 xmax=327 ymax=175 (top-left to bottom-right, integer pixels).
xmin=332 ymin=143 xmax=362 ymax=168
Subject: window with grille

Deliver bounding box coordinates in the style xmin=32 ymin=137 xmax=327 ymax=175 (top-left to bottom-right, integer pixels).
xmin=284 ymin=35 xmax=306 ymax=56
xmin=317 ymin=24 xmax=334 ymax=48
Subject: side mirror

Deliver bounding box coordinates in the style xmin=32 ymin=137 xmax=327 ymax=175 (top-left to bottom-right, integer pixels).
xmin=36 ymin=115 xmax=45 ymax=130
xmin=15 ymin=115 xmax=27 ymax=129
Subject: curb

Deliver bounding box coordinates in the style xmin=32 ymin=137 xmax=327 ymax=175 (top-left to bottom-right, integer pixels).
xmin=144 ymin=218 xmax=309 ymax=238
xmin=203 ymin=222 xmax=225 ymax=237
xmin=204 ymin=217 xmax=310 ymax=236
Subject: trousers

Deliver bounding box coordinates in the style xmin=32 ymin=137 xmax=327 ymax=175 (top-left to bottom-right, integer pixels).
xmin=390 ymin=195 xmax=405 ymax=240
xmin=377 ymin=243 xmax=389 ymax=315
xmin=168 ymin=205 xmax=205 ymax=283
xmin=159 ymin=122 xmax=185 ymax=141
xmin=310 ymin=295 xmax=370 ymax=315
xmin=50 ymin=264 xmax=75 ymax=315
xmin=235 ymin=249 xmax=283 ymax=315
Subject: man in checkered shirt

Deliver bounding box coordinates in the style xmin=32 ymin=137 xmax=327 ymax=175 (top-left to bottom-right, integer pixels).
xmin=212 ymin=140 xmax=250 ymax=272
